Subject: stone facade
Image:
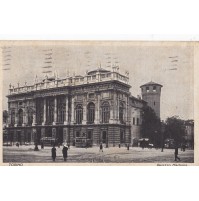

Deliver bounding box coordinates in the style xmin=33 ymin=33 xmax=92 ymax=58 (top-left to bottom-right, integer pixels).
xmin=6 ymin=67 xmax=147 ymax=147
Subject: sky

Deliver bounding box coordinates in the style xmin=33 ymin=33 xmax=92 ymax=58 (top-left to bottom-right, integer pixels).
xmin=2 ymin=41 xmax=194 ymax=120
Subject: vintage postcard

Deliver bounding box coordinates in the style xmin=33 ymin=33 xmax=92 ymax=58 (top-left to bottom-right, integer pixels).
xmin=0 ymin=41 xmax=198 ymax=166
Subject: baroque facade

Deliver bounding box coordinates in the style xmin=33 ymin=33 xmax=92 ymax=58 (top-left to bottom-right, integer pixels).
xmin=5 ymin=67 xmax=147 ymax=146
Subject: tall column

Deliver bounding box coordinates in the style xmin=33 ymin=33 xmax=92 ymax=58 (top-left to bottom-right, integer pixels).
xmin=71 ymin=96 xmax=74 ymax=124
xmin=113 ymin=91 xmax=117 ymax=124
xmin=95 ymin=93 xmax=100 ymax=124
xmin=82 ymin=103 xmax=87 ymax=125
xmin=32 ymin=99 xmax=37 ymax=126
xmin=64 ymin=96 xmax=69 ymax=125
xmin=53 ymin=96 xmax=57 ymax=125
xmin=8 ymin=111 xmax=11 ymax=126
xmin=117 ymin=96 xmax=120 ymax=124
xmin=32 ymin=113 xmax=36 ymax=126
xmin=125 ymin=96 xmax=128 ymax=123
xmin=109 ymin=102 xmax=114 ymax=124
xmin=22 ymin=109 xmax=27 ymax=127
xmin=14 ymin=108 xmax=18 ymax=127
xmin=42 ymin=98 xmax=46 ymax=125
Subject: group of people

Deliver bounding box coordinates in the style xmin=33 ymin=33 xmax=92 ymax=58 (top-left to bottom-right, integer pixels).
xmin=51 ymin=144 xmax=69 ymax=162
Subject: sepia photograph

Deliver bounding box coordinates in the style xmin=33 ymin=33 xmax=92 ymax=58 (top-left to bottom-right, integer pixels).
xmin=0 ymin=41 xmax=196 ymax=165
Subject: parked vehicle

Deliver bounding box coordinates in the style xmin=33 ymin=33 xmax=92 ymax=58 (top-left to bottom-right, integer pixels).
xmin=40 ymin=137 xmax=58 ymax=146
xmin=75 ymin=137 xmax=92 ymax=148
xmin=164 ymin=138 xmax=175 ymax=148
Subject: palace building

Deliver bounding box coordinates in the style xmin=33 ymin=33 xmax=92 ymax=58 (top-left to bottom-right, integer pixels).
xmin=5 ymin=67 xmax=157 ymax=147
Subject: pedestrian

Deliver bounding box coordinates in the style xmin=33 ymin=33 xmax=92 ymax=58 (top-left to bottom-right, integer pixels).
xmin=127 ymin=144 xmax=129 ymax=150
xmin=119 ymin=143 xmax=121 ymax=148
xmin=41 ymin=142 xmax=44 ymax=149
xmin=62 ymin=145 xmax=68 ymax=161
xmin=16 ymin=142 xmax=19 ymax=148
xmin=34 ymin=142 xmax=39 ymax=151
xmin=51 ymin=144 xmax=56 ymax=162
xmin=182 ymin=144 xmax=186 ymax=152
xmin=99 ymin=143 xmax=103 ymax=152
xmin=174 ymin=146 xmax=180 ymax=161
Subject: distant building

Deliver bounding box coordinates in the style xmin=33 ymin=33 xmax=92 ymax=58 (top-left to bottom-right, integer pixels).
xmin=4 ymin=67 xmax=162 ymax=147
xmin=184 ymin=120 xmax=194 ymax=148
xmin=140 ymin=81 xmax=162 ymax=118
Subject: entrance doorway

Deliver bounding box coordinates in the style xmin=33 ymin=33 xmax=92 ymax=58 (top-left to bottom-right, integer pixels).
xmin=37 ymin=128 xmax=41 ymax=143
xmin=102 ymin=130 xmax=107 ymax=144
xmin=46 ymin=127 xmax=52 ymax=137
xmin=57 ymin=127 xmax=63 ymax=143
xmin=17 ymin=131 xmax=21 ymax=145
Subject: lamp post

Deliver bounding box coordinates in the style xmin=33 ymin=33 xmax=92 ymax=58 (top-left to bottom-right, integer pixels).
xmin=161 ymin=121 xmax=165 ymax=152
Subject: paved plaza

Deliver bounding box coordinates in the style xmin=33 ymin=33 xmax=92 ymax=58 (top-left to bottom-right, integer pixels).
xmin=3 ymin=145 xmax=194 ymax=164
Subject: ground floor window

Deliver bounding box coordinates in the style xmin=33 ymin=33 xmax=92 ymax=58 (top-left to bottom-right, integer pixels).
xmin=87 ymin=130 xmax=93 ymax=139
xmin=76 ymin=131 xmax=80 ymax=137
xmin=120 ymin=129 xmax=125 ymax=143
xmin=102 ymin=130 xmax=107 ymax=143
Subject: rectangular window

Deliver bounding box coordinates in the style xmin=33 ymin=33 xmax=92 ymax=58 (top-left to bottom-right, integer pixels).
xmin=77 ymin=95 xmax=82 ymax=100
xmin=120 ymin=130 xmax=125 ymax=143
xmin=89 ymin=93 xmax=94 ymax=99
xmin=87 ymin=130 xmax=92 ymax=139
xmin=137 ymin=118 xmax=139 ymax=125
xmin=76 ymin=131 xmax=80 ymax=138
xmin=153 ymin=86 xmax=156 ymax=92
xmin=133 ymin=117 xmax=135 ymax=125
xmin=102 ymin=92 xmax=110 ymax=98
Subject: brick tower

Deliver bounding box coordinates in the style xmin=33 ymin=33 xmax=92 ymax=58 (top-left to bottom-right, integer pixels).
xmin=140 ymin=81 xmax=163 ymax=119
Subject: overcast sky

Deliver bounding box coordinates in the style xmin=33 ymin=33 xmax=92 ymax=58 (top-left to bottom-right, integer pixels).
xmin=2 ymin=41 xmax=194 ymax=120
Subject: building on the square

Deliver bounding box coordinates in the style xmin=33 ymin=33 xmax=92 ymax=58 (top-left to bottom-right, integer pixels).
xmin=4 ymin=66 xmax=160 ymax=147
xmin=184 ymin=120 xmax=194 ymax=148
xmin=140 ymin=81 xmax=162 ymax=119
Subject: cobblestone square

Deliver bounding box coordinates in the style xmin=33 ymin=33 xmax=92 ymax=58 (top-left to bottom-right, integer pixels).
xmin=3 ymin=145 xmax=194 ymax=164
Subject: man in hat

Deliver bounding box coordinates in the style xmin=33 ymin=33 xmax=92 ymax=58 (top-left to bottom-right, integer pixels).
xmin=62 ymin=144 xmax=68 ymax=161
xmin=51 ymin=144 xmax=56 ymax=162
xmin=174 ymin=145 xmax=180 ymax=161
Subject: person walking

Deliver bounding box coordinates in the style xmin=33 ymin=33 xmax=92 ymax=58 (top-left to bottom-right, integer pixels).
xmin=62 ymin=145 xmax=68 ymax=161
xmin=41 ymin=142 xmax=44 ymax=149
xmin=99 ymin=143 xmax=103 ymax=152
xmin=51 ymin=145 xmax=56 ymax=162
xmin=174 ymin=146 xmax=180 ymax=161
xmin=127 ymin=143 xmax=130 ymax=150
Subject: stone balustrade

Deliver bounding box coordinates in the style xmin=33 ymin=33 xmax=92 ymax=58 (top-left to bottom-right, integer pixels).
xmin=9 ymin=71 xmax=129 ymax=95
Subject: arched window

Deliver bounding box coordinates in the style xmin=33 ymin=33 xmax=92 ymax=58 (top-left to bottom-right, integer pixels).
xmin=11 ymin=110 xmax=15 ymax=125
xmin=101 ymin=101 xmax=110 ymax=123
xmin=119 ymin=102 xmax=124 ymax=123
xmin=27 ymin=108 xmax=33 ymax=126
xmin=75 ymin=104 xmax=83 ymax=124
xmin=18 ymin=109 xmax=23 ymax=126
xmin=87 ymin=102 xmax=95 ymax=123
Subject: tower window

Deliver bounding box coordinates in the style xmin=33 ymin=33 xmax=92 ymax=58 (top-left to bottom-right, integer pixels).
xmin=137 ymin=118 xmax=139 ymax=125
xmin=153 ymin=86 xmax=156 ymax=92
xmin=146 ymin=87 xmax=149 ymax=92
xmin=133 ymin=117 xmax=135 ymax=125
xmin=76 ymin=131 xmax=80 ymax=137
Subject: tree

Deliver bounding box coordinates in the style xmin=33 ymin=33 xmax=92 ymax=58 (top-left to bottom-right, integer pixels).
xmin=3 ymin=110 xmax=8 ymax=124
xmin=164 ymin=116 xmax=185 ymax=145
xmin=141 ymin=105 xmax=161 ymax=147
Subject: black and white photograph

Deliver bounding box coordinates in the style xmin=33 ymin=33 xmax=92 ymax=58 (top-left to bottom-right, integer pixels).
xmin=1 ymin=41 xmax=197 ymax=165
